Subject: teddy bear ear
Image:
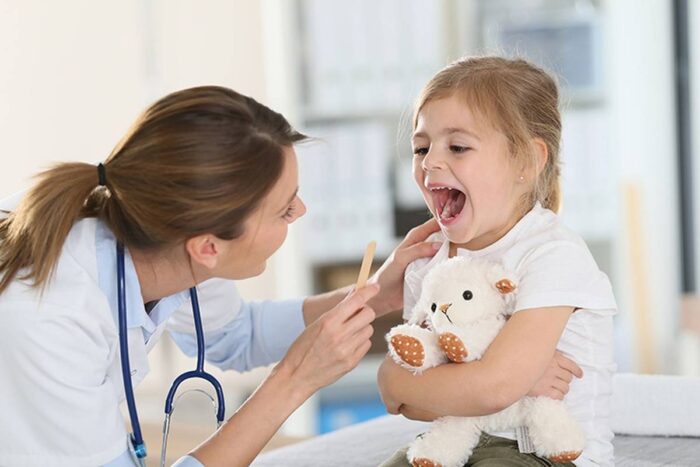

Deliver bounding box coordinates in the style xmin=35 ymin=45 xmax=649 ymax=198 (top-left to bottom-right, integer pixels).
xmin=494 ymin=278 xmax=517 ymax=295
xmin=483 ymin=261 xmax=517 ymax=295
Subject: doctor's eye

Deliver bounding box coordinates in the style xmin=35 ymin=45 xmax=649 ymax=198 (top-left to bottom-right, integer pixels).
xmin=462 ymin=290 xmax=473 ymax=300
xmin=431 ymin=303 xmax=437 ymax=312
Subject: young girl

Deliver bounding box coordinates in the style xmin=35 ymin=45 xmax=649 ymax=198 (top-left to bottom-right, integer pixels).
xmin=377 ymin=57 xmax=617 ymax=466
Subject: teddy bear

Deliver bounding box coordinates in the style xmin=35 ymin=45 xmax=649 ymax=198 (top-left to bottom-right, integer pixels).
xmin=386 ymin=256 xmax=584 ymax=467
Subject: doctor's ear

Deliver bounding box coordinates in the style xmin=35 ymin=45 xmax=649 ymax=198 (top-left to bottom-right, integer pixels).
xmin=185 ymin=235 xmax=221 ymax=270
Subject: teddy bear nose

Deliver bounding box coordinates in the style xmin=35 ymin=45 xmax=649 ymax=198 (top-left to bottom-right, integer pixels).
xmin=439 ymin=303 xmax=451 ymax=313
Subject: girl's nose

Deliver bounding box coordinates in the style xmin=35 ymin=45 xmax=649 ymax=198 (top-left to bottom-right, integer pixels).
xmin=421 ymin=149 xmax=446 ymax=172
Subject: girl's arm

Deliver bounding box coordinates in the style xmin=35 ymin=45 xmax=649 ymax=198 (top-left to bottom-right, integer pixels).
xmin=387 ymin=350 xmax=582 ymax=422
xmin=377 ymin=306 xmax=575 ymax=417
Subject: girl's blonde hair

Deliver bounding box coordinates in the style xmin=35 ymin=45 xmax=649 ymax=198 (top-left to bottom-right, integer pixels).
xmin=413 ymin=56 xmax=562 ymax=213
xmin=0 ymin=86 xmax=307 ymax=294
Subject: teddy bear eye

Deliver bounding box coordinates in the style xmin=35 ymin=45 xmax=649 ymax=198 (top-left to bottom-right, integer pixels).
xmin=462 ymin=290 xmax=473 ymax=301
xmin=431 ymin=303 xmax=437 ymax=312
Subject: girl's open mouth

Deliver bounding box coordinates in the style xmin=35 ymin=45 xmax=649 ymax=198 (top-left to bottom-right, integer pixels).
xmin=430 ymin=186 xmax=466 ymax=226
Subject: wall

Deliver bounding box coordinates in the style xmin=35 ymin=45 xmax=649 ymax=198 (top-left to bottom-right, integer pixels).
xmin=603 ymin=0 xmax=681 ymax=372
xmin=0 ymin=0 xmax=283 ymax=301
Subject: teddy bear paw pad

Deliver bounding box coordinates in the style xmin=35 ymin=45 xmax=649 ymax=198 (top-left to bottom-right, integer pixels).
xmin=548 ymin=451 xmax=581 ymax=463
xmin=411 ymin=458 xmax=442 ymax=467
xmin=438 ymin=333 xmax=468 ymax=362
xmin=390 ymin=335 xmax=425 ymax=367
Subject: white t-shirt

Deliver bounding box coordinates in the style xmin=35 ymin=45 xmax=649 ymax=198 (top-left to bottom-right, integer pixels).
xmin=403 ymin=203 xmax=617 ymax=467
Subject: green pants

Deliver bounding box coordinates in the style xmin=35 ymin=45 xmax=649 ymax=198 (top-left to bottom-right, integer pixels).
xmin=378 ymin=433 xmax=576 ymax=467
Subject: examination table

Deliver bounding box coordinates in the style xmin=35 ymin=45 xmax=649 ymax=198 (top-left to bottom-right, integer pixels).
xmin=253 ymin=374 xmax=700 ymax=466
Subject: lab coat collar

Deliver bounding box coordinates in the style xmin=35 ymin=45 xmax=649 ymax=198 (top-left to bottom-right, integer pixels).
xmin=95 ymin=221 xmax=187 ymax=341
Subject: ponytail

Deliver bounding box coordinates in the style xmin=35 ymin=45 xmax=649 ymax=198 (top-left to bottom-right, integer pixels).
xmin=0 ymin=85 xmax=306 ymax=295
xmin=0 ymin=163 xmax=101 ymax=293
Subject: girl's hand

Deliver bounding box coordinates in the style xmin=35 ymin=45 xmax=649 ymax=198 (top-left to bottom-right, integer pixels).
xmin=377 ymin=357 xmax=440 ymax=421
xmin=377 ymin=356 xmax=407 ymax=415
xmin=398 ymin=405 xmax=440 ymax=422
xmin=367 ymin=218 xmax=441 ymax=316
xmin=528 ymin=351 xmax=583 ymax=400
xmin=279 ymin=284 xmax=380 ymax=396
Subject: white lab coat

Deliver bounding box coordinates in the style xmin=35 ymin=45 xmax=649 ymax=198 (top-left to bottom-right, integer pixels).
xmin=0 ymin=194 xmax=302 ymax=466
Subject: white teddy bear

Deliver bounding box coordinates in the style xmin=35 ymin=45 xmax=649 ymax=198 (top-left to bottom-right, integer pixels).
xmin=387 ymin=256 xmax=584 ymax=467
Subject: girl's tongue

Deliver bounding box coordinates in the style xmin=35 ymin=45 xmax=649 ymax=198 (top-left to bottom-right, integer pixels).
xmin=433 ymin=188 xmax=466 ymax=223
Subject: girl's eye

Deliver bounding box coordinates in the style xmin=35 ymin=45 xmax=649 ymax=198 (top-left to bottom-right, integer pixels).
xmin=413 ymin=147 xmax=429 ymax=156
xmin=450 ymin=145 xmax=470 ymax=154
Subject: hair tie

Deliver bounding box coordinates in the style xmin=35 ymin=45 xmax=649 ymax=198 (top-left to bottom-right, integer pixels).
xmin=97 ymin=163 xmax=107 ymax=186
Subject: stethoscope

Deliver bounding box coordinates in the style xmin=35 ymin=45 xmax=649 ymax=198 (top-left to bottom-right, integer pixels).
xmin=117 ymin=243 xmax=226 ymax=466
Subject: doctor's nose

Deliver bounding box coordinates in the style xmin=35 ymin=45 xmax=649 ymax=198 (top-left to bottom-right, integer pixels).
xmin=298 ymin=198 xmax=308 ymax=218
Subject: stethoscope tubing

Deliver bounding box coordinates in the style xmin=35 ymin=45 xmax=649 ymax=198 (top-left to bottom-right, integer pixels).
xmin=163 ymin=288 xmax=226 ymax=423
xmin=117 ymin=242 xmax=147 ymax=459
xmin=117 ymin=243 xmax=226 ymax=464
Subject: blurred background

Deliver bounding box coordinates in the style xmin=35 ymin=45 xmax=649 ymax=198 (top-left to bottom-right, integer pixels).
xmin=2 ymin=0 xmax=700 ymax=463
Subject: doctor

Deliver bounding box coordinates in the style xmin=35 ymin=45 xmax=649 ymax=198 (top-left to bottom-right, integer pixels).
xmin=0 ymin=86 xmax=442 ymax=466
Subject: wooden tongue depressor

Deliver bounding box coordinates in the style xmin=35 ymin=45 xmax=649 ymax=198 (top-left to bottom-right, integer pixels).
xmin=356 ymin=241 xmax=377 ymax=289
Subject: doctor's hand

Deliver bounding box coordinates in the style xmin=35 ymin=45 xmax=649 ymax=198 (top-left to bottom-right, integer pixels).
xmin=367 ymin=218 xmax=441 ymax=316
xmin=527 ymin=351 xmax=583 ymax=400
xmin=279 ymin=284 xmax=380 ymax=396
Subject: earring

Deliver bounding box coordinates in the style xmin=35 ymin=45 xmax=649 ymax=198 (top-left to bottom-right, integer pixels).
xmin=519 ymin=175 xmax=524 ymax=181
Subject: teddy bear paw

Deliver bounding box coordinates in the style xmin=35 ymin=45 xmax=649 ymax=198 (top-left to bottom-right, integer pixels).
xmin=411 ymin=458 xmax=442 ymax=467
xmin=438 ymin=333 xmax=468 ymax=362
xmin=390 ymin=335 xmax=425 ymax=367
xmin=548 ymin=451 xmax=582 ymax=463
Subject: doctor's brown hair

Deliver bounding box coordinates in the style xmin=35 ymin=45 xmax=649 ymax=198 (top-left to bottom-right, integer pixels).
xmin=413 ymin=56 xmax=562 ymax=213
xmin=0 ymin=86 xmax=306 ymax=293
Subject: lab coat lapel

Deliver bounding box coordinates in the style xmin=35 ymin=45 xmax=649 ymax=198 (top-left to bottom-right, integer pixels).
xmin=107 ymin=327 xmax=150 ymax=402
xmin=127 ymin=327 xmax=150 ymax=387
